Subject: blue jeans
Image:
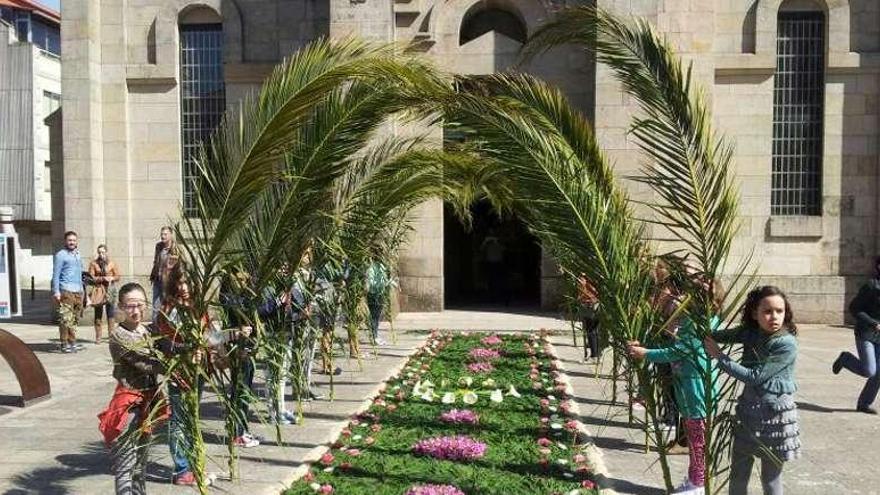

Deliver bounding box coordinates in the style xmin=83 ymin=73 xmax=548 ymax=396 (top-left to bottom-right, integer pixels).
xmin=839 ymin=333 xmax=880 ymax=408
xmin=168 ymin=381 xmax=203 ymax=476
xmin=167 ymin=385 xmax=190 ymax=476
xmin=151 ymin=282 xmax=163 ymax=321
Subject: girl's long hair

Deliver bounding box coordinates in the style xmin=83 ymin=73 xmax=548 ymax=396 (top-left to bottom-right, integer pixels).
xmin=741 ymin=285 xmax=798 ymax=336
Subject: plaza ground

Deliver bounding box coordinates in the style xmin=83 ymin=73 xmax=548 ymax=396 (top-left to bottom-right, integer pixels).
xmin=1 ymin=306 xmax=878 ymax=494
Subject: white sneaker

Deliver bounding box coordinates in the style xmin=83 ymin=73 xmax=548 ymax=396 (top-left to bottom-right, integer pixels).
xmin=673 ymin=479 xmax=704 ymax=494
xmin=232 ymin=434 xmax=260 ymax=448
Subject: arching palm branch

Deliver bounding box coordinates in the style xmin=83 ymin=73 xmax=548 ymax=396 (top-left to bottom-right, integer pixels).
xmin=525 ymin=8 xmax=751 ymax=493
xmin=165 ymin=38 xmax=456 ymax=493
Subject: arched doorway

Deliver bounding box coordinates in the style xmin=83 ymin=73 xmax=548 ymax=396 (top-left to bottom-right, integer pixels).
xmin=444 ymin=200 xmax=541 ymax=308
xmin=442 ymin=2 xmax=542 ymax=310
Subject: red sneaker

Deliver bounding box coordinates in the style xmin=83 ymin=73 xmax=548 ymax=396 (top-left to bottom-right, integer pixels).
xmin=173 ymin=471 xmax=196 ymax=486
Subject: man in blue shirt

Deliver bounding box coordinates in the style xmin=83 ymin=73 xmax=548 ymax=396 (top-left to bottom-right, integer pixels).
xmin=52 ymin=231 xmax=84 ymax=353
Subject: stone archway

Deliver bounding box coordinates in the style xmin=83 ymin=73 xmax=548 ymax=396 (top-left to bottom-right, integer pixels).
xmin=0 ymin=329 xmax=51 ymax=407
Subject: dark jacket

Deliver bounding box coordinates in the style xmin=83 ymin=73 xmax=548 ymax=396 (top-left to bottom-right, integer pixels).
xmin=849 ymin=277 xmax=880 ymax=342
xmin=149 ymin=241 xmax=168 ymax=283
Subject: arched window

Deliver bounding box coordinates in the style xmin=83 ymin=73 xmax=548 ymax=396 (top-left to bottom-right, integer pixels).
xmin=459 ymin=7 xmax=527 ymax=46
xmin=771 ymin=0 xmax=825 ymax=216
xmin=179 ymin=7 xmax=225 ymax=216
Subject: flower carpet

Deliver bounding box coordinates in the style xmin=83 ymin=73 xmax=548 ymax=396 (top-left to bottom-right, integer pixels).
xmin=285 ymin=331 xmax=600 ymax=495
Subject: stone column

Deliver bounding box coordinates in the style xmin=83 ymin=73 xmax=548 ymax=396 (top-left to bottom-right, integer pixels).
xmin=61 ymin=0 xmax=105 ymax=254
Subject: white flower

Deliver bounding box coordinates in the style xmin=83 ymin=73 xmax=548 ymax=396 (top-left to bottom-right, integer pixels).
xmin=323 ymin=466 xmax=335 ymax=472
xmin=422 ymin=380 xmax=435 ymax=389
xmin=490 ymin=389 xmax=504 ymax=403
xmin=420 ymin=388 xmax=434 ymax=401
xmin=556 ymin=458 xmax=568 ymax=465
xmin=310 ymin=483 xmax=322 ymax=491
xmin=463 ymin=391 xmax=478 ymax=405
xmin=352 ymin=434 xmax=362 ymax=441
xmin=442 ymin=392 xmax=456 ymax=404
xmin=550 ymin=422 xmax=563 ymax=430
xmin=547 ymin=395 xmax=557 ymax=401
xmin=506 ymin=385 xmax=521 ymax=398
xmin=458 ymin=376 xmax=473 ymax=388
xmin=557 ymin=442 xmax=568 ymax=450
xmin=412 ymin=381 xmax=423 ymax=396
xmin=482 ymin=378 xmax=497 ymax=388
xmin=549 ymin=406 xmax=558 ymax=412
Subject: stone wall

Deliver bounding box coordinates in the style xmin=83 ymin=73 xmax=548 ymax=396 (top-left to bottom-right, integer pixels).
xmin=59 ymin=0 xmax=880 ymax=321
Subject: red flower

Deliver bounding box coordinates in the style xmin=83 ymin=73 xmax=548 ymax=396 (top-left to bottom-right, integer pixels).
xmin=537 ymin=437 xmax=552 ymax=447
xmin=303 ymin=471 xmax=315 ymax=482
xmin=581 ymin=480 xmax=596 ymax=489
xmin=320 ymin=452 xmax=335 ymax=466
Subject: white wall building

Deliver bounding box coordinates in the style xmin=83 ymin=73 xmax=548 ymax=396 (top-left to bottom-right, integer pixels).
xmin=0 ymin=0 xmax=61 ymax=288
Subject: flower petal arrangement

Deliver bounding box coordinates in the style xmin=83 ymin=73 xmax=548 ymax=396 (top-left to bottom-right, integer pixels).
xmin=411 ymin=435 xmax=487 ymax=461
xmin=405 ymin=484 xmax=466 ymax=495
xmin=285 ymin=331 xmax=599 ymax=495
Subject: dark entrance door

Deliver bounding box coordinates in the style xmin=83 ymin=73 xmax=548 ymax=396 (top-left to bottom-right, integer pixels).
xmin=443 ymin=200 xmax=541 ymax=308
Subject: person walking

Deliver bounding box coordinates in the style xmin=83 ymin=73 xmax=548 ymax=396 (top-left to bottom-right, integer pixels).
xmin=366 ymin=259 xmax=390 ymax=346
xmin=89 ymin=244 xmax=121 ymax=344
xmin=149 ymin=226 xmax=175 ymax=320
xmin=98 ymin=282 xmax=166 ymax=495
xmin=704 ymin=286 xmax=800 ymax=495
xmin=832 ymin=256 xmax=880 ymax=414
xmin=577 ymin=274 xmax=600 ymax=360
xmin=52 ymin=231 xmax=84 ymax=353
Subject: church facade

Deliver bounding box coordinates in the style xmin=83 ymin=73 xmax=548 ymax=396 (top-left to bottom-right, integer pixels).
xmin=59 ymin=0 xmax=880 ymax=322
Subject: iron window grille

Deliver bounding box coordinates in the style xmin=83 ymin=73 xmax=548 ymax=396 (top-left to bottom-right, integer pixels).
xmin=771 ymin=11 xmax=825 ymax=216
xmin=179 ymin=24 xmax=225 ymax=216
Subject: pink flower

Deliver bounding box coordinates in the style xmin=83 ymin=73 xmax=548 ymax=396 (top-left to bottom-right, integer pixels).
xmin=537 ymin=437 xmax=552 ymax=447
xmin=540 ymin=398 xmax=550 ymax=407
xmin=319 ymin=452 xmax=334 ymax=466
xmin=303 ymin=471 xmax=314 ymax=482
xmin=481 ymin=334 xmax=503 ymax=346
xmin=346 ymin=448 xmax=361 ymax=457
xmin=405 ymin=484 xmax=466 ymax=495
xmin=319 ymin=485 xmax=334 ymax=494
xmin=582 ymin=480 xmax=596 ymax=489
xmin=565 ymin=420 xmax=579 ymax=431
xmin=574 ymin=454 xmax=586 ymax=464
xmin=340 ymin=462 xmax=352 ymax=470
xmin=468 ymin=348 xmax=501 ymax=362
xmin=387 ymin=404 xmax=398 ymax=412
xmin=364 ymin=436 xmax=375 ymax=445
xmin=341 ymin=428 xmax=352 ymax=437
xmin=467 ymin=361 xmax=495 ymax=373
xmin=439 ymin=409 xmax=479 ymax=424
xmin=370 ymin=424 xmax=382 ymax=432
xmin=411 ymin=435 xmax=487 ymax=461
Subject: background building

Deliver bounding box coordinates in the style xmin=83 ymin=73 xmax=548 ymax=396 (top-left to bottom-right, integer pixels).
xmin=0 ymin=0 xmax=61 ymax=287
xmin=59 ymin=0 xmax=880 ymax=322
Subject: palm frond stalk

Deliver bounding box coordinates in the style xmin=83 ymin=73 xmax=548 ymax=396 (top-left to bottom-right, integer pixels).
xmin=526 ymin=8 xmax=749 ymax=493
xmin=165 ymin=38 xmax=456 ymax=493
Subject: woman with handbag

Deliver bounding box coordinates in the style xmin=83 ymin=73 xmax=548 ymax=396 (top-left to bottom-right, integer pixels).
xmin=89 ymin=244 xmax=121 ymax=344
